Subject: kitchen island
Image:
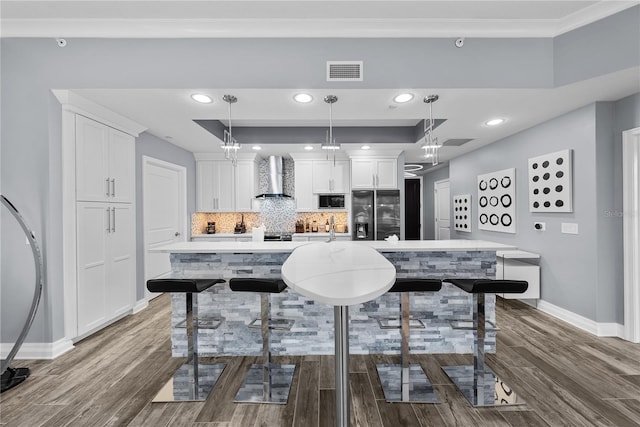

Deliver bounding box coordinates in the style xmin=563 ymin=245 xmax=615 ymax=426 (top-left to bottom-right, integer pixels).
xmin=153 ymin=240 xmax=515 ymax=358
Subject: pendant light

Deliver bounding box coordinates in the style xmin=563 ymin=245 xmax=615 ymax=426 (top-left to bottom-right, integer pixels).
xmin=321 ymin=95 xmax=340 ymax=156
xmin=222 ymin=94 xmax=240 ymax=166
xmin=422 ymin=94 xmax=440 ymax=166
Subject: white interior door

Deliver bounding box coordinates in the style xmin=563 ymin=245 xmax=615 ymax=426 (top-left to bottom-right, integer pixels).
xmin=143 ymin=157 xmax=187 ymax=299
xmin=434 ymin=179 xmax=450 ymax=240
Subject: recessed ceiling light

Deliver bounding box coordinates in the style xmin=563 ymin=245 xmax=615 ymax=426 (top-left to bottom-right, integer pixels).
xmin=191 ymin=93 xmax=213 ymax=104
xmin=294 ymin=93 xmax=313 ymax=103
xmin=361 ymin=145 xmax=371 ymax=150
xmin=393 ymin=93 xmax=414 ymax=103
xmin=252 ymin=145 xmax=262 ymax=150
xmin=304 ymin=145 xmax=314 ymax=151
xmin=485 ymin=118 xmax=505 ymax=126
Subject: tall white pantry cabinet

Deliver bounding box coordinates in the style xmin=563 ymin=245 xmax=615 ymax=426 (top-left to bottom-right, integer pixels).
xmin=75 ymin=115 xmax=136 ymax=336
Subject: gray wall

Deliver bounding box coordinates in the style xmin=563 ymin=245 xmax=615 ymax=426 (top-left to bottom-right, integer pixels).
xmin=449 ymin=94 xmax=640 ymax=324
xmin=421 ymin=166 xmax=450 ymax=240
xmin=1 ymin=6 xmax=638 ymax=344
xmin=135 ymin=132 xmax=196 ymax=301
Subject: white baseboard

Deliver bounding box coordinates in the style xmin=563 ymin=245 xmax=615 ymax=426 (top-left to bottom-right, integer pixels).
xmin=0 ymin=338 xmax=75 ymax=360
xmin=132 ymin=298 xmax=149 ymax=314
xmin=537 ymin=300 xmax=624 ymax=338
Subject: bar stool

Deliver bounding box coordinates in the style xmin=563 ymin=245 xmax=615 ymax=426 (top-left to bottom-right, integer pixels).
xmin=442 ymin=278 xmax=527 ymax=407
xmin=229 ymin=278 xmax=296 ymax=404
xmin=376 ymin=278 xmax=442 ymax=403
xmin=146 ymin=278 xmax=226 ymax=402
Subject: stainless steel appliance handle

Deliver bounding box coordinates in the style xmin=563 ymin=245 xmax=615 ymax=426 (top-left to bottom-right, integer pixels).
xmin=106 ymin=178 xmax=110 ymax=197
xmin=106 ymin=207 xmax=111 ymax=233
xmin=111 ymin=207 xmax=116 ymax=233
xmin=111 ymin=179 xmax=115 ymax=197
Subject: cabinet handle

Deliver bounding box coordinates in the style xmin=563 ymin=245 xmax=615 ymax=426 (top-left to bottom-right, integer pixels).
xmin=111 ymin=179 xmax=115 ymax=197
xmin=372 ymin=174 xmax=375 ymax=187
xmin=111 ymin=207 xmax=116 ymax=233
xmin=106 ymin=178 xmax=110 ymax=197
xmin=106 ymin=208 xmax=111 ymax=233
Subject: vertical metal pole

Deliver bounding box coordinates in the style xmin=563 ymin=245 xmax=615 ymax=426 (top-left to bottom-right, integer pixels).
xmin=473 ymin=293 xmax=486 ymax=406
xmin=335 ymin=305 xmax=350 ymax=427
xmin=400 ymin=292 xmax=410 ymax=402
xmin=262 ymin=293 xmax=272 ymax=401
xmin=185 ymin=293 xmax=198 ymax=400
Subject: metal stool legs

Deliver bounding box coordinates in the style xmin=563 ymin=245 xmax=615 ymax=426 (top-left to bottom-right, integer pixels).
xmin=376 ymin=292 xmax=440 ymax=403
xmin=234 ymin=293 xmax=296 ymax=404
xmin=442 ymin=293 xmax=524 ymax=407
xmin=152 ymin=292 xmax=226 ymax=402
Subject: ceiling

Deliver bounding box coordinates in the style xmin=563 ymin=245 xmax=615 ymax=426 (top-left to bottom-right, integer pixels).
xmin=3 ymin=1 xmax=640 ymax=171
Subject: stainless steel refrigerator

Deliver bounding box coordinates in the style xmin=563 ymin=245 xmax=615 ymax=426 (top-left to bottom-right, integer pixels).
xmin=352 ymin=189 xmax=401 ymax=240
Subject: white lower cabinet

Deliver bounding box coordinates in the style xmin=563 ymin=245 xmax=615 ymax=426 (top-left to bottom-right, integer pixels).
xmin=496 ymin=251 xmax=540 ymax=300
xmin=77 ymin=202 xmax=135 ymax=336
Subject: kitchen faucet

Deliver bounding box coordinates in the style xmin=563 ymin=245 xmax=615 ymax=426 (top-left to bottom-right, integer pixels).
xmin=328 ymin=215 xmax=335 ymax=242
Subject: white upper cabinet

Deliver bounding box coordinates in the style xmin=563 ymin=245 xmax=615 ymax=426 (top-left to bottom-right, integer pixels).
xmin=351 ymin=157 xmax=398 ymax=189
xmin=76 ymin=115 xmax=135 ymax=203
xmin=312 ymin=160 xmax=349 ymax=193
xmin=295 ymin=160 xmax=314 ymax=211
xmin=196 ymin=160 xmax=235 ymax=212
xmin=196 ymin=154 xmax=259 ymax=212
xmin=236 ymin=158 xmax=259 ymax=212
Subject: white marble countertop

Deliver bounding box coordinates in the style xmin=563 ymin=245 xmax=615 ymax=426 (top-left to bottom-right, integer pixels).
xmin=281 ymin=241 xmax=396 ymax=306
xmin=496 ymin=249 xmax=540 ymax=259
xmin=152 ymin=239 xmax=516 ymax=254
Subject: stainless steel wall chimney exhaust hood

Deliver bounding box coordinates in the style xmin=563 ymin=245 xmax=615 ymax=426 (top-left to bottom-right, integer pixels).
xmin=256 ymin=155 xmax=291 ymax=198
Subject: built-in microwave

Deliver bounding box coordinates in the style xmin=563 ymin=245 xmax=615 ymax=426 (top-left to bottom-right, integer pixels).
xmin=318 ymin=194 xmax=345 ymax=209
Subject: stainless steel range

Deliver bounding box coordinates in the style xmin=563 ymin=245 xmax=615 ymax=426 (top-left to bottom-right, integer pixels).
xmin=263 ymin=232 xmax=293 ymax=242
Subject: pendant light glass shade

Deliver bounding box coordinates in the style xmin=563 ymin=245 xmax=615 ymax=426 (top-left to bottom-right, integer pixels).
xmin=221 ymin=94 xmax=240 ymax=166
xmin=324 ymin=95 xmax=339 ymax=161
xmin=422 ymin=94 xmax=441 ymax=166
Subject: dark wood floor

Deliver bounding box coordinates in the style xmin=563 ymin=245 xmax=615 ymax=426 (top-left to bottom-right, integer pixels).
xmin=1 ymin=295 xmax=640 ymax=426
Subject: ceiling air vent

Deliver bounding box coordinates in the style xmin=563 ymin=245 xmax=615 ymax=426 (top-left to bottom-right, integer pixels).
xmin=442 ymin=138 xmax=474 ymax=146
xmin=327 ymin=61 xmax=363 ymax=82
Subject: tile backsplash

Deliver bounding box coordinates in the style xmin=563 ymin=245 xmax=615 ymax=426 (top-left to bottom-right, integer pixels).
xmin=192 ymin=209 xmax=348 ymax=235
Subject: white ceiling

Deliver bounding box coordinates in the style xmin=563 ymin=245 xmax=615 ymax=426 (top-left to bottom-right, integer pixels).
xmin=4 ymin=1 xmax=640 ymax=167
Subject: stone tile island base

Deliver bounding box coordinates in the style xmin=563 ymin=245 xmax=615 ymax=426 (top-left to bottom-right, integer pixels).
xmin=169 ymin=251 xmax=496 ymax=357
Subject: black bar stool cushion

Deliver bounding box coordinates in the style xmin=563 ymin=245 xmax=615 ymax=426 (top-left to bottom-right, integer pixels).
xmin=229 ymin=278 xmax=287 ymax=293
xmin=147 ymin=278 xmax=225 ymax=293
xmin=445 ymin=279 xmax=528 ymax=294
xmin=389 ymin=278 xmax=442 ymax=293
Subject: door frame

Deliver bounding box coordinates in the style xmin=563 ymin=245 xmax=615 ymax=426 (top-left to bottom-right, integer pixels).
xmin=623 ymin=126 xmax=640 ymax=343
xmin=434 ymin=178 xmax=450 ymax=240
xmin=403 ymin=176 xmax=423 ymax=240
xmin=142 ymin=156 xmax=187 ymax=300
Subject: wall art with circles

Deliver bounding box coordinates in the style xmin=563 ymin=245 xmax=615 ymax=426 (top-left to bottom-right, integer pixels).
xmin=453 ymin=194 xmax=472 ymax=232
xmin=477 ymin=168 xmax=516 ymax=234
xmin=528 ymin=149 xmax=573 ymax=212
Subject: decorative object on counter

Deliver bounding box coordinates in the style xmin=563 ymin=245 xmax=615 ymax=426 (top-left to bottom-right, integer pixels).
xmin=477 ymin=168 xmax=516 ymax=234
xmin=234 ymin=214 xmax=246 ymax=234
xmin=453 ymin=194 xmax=471 ymax=232
xmin=422 ymin=94 xmax=441 ymax=166
xmin=252 ymin=224 xmax=265 ymax=242
xmin=528 ymin=149 xmax=573 ymax=212
xmin=311 ymin=220 xmax=318 ymax=232
xmin=325 ymin=219 xmax=330 ymax=232
xmin=221 ymin=94 xmax=240 ymax=166
xmin=321 ymin=95 xmax=341 ymax=154
xmin=305 ymin=219 xmax=310 ymax=232
xmin=295 ymin=220 xmax=305 ymax=233
xmin=206 ymin=222 xmax=216 ymax=234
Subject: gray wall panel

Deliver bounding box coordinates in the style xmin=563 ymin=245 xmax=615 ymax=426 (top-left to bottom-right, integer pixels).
xmin=554 ymin=6 xmax=640 ymax=86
